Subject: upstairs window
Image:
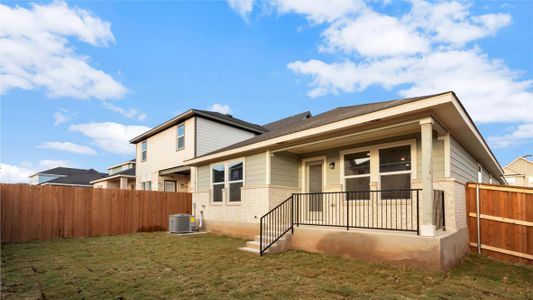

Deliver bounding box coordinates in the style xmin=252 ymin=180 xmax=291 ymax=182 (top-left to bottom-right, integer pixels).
xmin=141 ymin=141 xmax=147 ymax=162
xmin=177 ymin=124 xmax=185 ymax=150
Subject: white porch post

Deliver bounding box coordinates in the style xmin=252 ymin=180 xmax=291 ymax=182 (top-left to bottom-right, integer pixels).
xmin=120 ymin=177 xmax=128 ymax=190
xmin=420 ymin=118 xmax=435 ymax=237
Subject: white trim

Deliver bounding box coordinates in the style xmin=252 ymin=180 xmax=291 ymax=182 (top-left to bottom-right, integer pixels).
xmin=301 ymin=156 xmax=327 ymax=193
xmin=266 ymin=151 xmax=271 ymax=185
xmin=106 ymin=160 xmax=136 ymax=171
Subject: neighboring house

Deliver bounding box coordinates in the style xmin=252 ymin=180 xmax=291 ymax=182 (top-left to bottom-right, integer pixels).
xmin=503 ymin=156 xmax=533 ymax=187
xmin=91 ymin=160 xmax=136 ymax=189
xmin=185 ymin=91 xmax=505 ymax=271
xmin=29 ymin=167 xmax=106 ymax=187
xmin=129 ymin=109 xmax=266 ymax=192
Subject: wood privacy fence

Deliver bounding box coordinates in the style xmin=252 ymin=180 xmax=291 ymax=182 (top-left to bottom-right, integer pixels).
xmin=1 ymin=184 xmax=192 ymax=242
xmin=466 ymin=183 xmax=533 ymax=265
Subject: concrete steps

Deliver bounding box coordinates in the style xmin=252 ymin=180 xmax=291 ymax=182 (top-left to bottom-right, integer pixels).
xmin=239 ymin=233 xmax=292 ymax=255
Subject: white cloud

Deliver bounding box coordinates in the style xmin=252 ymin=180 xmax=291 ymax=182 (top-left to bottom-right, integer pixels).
xmin=227 ymin=0 xmax=254 ymax=20
xmin=37 ymin=141 xmax=97 ymax=155
xmin=0 ymin=160 xmax=72 ymax=183
xmin=0 ymin=1 xmax=126 ymax=99
xmin=208 ymin=103 xmax=232 ymax=115
xmin=270 ymin=0 xmax=364 ymax=24
xmin=488 ymin=123 xmax=533 ymax=148
xmin=102 ymin=102 xmax=147 ymax=121
xmin=53 ymin=108 xmax=75 ymax=126
xmin=321 ymin=12 xmax=430 ymax=57
xmin=69 ymin=122 xmax=150 ymax=155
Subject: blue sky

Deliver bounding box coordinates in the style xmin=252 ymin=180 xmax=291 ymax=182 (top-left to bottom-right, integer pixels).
xmin=1 ymin=0 xmax=532 ymax=182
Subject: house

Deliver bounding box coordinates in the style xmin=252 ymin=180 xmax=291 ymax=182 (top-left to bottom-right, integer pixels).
xmin=29 ymin=167 xmax=106 ymax=187
xmin=503 ymin=156 xmax=533 ymax=187
xmin=185 ymin=91 xmax=505 ymax=271
xmin=129 ymin=109 xmax=266 ymax=192
xmin=91 ymin=160 xmax=136 ymax=189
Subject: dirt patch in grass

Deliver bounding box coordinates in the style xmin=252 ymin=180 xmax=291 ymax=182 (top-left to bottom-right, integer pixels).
xmin=1 ymin=232 xmax=532 ymax=299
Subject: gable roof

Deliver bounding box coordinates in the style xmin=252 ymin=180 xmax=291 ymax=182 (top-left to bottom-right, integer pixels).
xmin=263 ymin=111 xmax=312 ymax=132
xmin=130 ymin=109 xmax=266 ymax=143
xmin=43 ymin=169 xmax=107 ymax=186
xmin=90 ymin=167 xmax=136 ymax=184
xmin=31 ymin=167 xmax=95 ymax=177
xmin=195 ymin=92 xmax=447 ymax=157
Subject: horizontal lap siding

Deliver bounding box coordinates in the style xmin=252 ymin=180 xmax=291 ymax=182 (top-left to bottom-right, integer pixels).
xmin=196 ymin=117 xmax=256 ymax=156
xmin=197 ymin=165 xmax=210 ymax=191
xmin=271 ymin=152 xmax=300 ymax=187
xmin=246 ymin=153 xmax=266 ymax=186
xmin=0 ymin=184 xmax=192 ymax=242
xmin=450 ymin=137 xmax=479 ymax=184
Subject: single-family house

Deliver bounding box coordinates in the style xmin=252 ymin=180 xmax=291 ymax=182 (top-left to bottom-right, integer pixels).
xmin=129 ymin=109 xmax=266 ymax=192
xmin=503 ymin=156 xmax=533 ymax=187
xmin=185 ymin=91 xmax=505 ymax=271
xmin=29 ymin=167 xmax=106 ymax=187
xmin=91 ymin=159 xmax=136 ymax=189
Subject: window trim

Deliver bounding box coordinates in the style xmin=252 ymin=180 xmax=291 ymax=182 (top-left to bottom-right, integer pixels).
xmin=141 ymin=141 xmax=147 ymax=162
xmin=176 ymin=123 xmax=185 ymax=151
xmin=209 ymin=157 xmax=246 ymax=204
xmin=340 ymin=139 xmax=417 ymax=192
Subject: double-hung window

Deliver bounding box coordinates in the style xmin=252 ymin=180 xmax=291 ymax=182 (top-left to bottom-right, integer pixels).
xmin=343 ymin=151 xmax=370 ymax=200
xmin=212 ymin=165 xmax=225 ymax=202
xmin=177 ymin=124 xmax=185 ymax=150
xmin=211 ymin=160 xmax=244 ymax=203
xmin=141 ymin=181 xmax=151 ymax=191
xmin=141 ymin=141 xmax=147 ymax=162
xmin=379 ymin=145 xmax=411 ymax=199
xmin=228 ymin=162 xmax=243 ymax=202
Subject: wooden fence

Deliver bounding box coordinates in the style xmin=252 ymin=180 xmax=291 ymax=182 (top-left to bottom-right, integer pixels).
xmin=1 ymin=184 xmax=192 ymax=242
xmin=466 ymin=183 xmax=533 ymax=265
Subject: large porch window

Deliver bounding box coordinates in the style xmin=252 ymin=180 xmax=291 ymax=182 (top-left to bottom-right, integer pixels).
xmin=343 ymin=151 xmax=371 ymax=199
xmin=379 ymin=145 xmax=411 ymax=199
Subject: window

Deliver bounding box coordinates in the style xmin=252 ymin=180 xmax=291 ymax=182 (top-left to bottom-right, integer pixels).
xmin=211 ymin=160 xmax=244 ymax=203
xmin=228 ymin=162 xmax=243 ymax=202
xmin=212 ymin=165 xmax=225 ymax=202
xmin=141 ymin=181 xmax=152 ymax=191
xmin=343 ymin=151 xmax=370 ymax=200
xmin=379 ymin=145 xmax=411 ymax=199
xmin=177 ymin=124 xmax=185 ymax=150
xmin=141 ymin=141 xmax=147 ymax=162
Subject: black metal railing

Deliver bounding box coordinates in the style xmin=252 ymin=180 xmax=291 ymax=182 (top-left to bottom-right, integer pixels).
xmin=294 ymin=189 xmax=420 ymax=233
xmin=433 ymin=190 xmax=445 ymax=231
xmin=259 ymin=195 xmax=293 ymax=255
xmin=259 ymin=189 xmax=446 ymax=255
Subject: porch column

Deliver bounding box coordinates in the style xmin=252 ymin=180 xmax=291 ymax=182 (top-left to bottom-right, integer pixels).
xmin=120 ymin=177 xmax=128 ymax=190
xmin=420 ymin=118 xmax=435 ymax=237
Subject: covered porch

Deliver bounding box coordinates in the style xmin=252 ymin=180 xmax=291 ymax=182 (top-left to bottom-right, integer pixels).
xmin=158 ymin=165 xmax=191 ymax=192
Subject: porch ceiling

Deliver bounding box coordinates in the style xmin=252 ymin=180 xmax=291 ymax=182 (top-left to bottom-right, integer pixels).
xmin=274 ymin=122 xmax=421 ymax=154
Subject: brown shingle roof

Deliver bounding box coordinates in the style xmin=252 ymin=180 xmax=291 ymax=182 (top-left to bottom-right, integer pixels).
xmin=195 ymin=92 xmax=450 ymax=157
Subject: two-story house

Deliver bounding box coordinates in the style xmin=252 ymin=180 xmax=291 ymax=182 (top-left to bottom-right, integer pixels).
xmin=129 ymin=109 xmax=265 ymax=192
xmin=91 ymin=159 xmax=136 ymax=189
xmin=503 ymin=155 xmax=533 ymax=187
xmin=29 ymin=167 xmax=106 ymax=187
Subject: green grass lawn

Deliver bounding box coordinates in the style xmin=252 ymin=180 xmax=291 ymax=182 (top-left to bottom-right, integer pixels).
xmin=1 ymin=233 xmax=532 ymax=299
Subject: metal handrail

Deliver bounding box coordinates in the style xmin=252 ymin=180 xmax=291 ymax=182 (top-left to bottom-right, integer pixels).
xmin=259 ymin=195 xmax=293 ymax=255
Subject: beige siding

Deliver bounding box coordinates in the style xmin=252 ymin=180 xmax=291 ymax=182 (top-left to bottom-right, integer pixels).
xmin=135 ymin=117 xmax=195 ymax=190
xmin=507 ymin=158 xmax=533 ymax=176
xmin=197 ymin=165 xmax=210 ymax=191
xmin=196 ymin=117 xmax=256 ymax=156
xmin=245 ymin=153 xmax=266 ymax=186
xmin=450 ymin=137 xmax=478 ymax=184
xmin=271 ymin=152 xmax=300 ymax=187
xmin=415 ymin=137 xmax=444 ymax=179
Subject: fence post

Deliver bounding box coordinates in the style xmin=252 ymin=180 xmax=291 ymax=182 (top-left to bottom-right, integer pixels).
xmin=476 ymin=183 xmax=481 ymax=255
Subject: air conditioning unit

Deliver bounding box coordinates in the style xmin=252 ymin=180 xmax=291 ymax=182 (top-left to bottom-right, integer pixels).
xmin=169 ymin=214 xmax=195 ymax=233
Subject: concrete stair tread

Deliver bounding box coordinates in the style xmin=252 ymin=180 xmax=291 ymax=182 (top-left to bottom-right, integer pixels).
xmin=239 ymin=247 xmax=261 ymax=254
